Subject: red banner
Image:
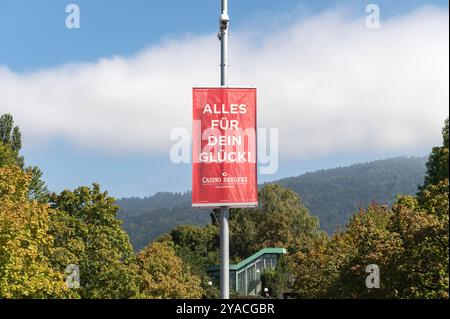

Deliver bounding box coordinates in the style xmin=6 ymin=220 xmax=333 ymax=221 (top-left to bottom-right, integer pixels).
xmin=192 ymin=87 xmax=258 ymax=207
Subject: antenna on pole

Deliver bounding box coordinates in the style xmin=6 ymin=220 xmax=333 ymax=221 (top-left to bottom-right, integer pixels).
xmin=219 ymin=0 xmax=230 ymax=299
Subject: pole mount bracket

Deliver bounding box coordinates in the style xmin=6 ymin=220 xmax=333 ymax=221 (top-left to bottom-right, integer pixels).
xmin=219 ymin=13 xmax=229 ymax=31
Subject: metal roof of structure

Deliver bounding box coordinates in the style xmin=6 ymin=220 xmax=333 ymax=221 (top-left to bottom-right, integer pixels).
xmin=207 ymin=247 xmax=287 ymax=272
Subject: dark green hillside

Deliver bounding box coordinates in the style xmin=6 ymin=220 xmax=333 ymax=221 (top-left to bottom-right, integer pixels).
xmin=117 ymin=192 xmax=210 ymax=251
xmin=276 ymin=156 xmax=427 ymax=233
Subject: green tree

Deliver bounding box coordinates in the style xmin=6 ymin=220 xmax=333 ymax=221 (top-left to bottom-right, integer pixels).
xmin=0 ymin=114 xmax=22 ymax=153
xmin=388 ymin=196 xmax=448 ymax=298
xmin=0 ymin=114 xmax=23 ymax=168
xmin=329 ymin=204 xmax=403 ymax=298
xmin=0 ymin=143 xmax=18 ymax=167
xmin=0 ymin=166 xmax=68 ymax=298
xmin=332 ymin=197 xmax=448 ymax=298
xmin=287 ymin=232 xmax=344 ymax=298
xmin=137 ymin=241 xmax=203 ymax=299
xmin=229 ymin=184 xmax=321 ymax=259
xmin=260 ymin=258 xmax=289 ymax=299
xmin=420 ymin=117 xmax=449 ymax=191
xmin=48 ymin=184 xmax=140 ymax=298
xmin=290 ymin=198 xmax=448 ymax=298
xmin=0 ymin=113 xmax=48 ymax=202
xmin=168 ymin=224 xmax=219 ymax=277
xmin=288 ymin=118 xmax=449 ymax=299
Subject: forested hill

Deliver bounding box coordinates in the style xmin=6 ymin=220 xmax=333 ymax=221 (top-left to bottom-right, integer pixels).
xmin=117 ymin=156 xmax=427 ymax=251
xmin=117 ymin=193 xmax=211 ymax=251
xmin=276 ymin=156 xmax=427 ymax=233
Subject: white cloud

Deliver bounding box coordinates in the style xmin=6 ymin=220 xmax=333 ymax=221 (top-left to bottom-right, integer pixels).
xmin=0 ymin=7 xmax=448 ymax=158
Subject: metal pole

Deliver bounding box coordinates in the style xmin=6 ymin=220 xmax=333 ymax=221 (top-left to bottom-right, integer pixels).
xmin=219 ymin=0 xmax=230 ymax=300
xmin=220 ymin=0 xmax=229 ymax=87
xmin=219 ymin=206 xmax=229 ymax=299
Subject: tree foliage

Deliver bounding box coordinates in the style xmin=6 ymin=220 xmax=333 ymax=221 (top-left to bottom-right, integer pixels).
xmin=287 ymin=119 xmax=449 ymax=299
xmin=169 ymin=224 xmax=219 ymax=277
xmin=137 ymin=241 xmax=203 ymax=299
xmin=261 ymin=258 xmax=289 ymax=299
xmin=0 ymin=143 xmax=19 ymax=167
xmin=0 ymin=166 xmax=68 ymax=298
xmin=229 ymin=184 xmax=321 ymax=259
xmin=0 ymin=114 xmax=23 ymax=163
xmin=288 ymin=197 xmax=448 ymax=298
xmin=48 ymin=184 xmax=140 ymax=299
xmin=420 ymin=117 xmax=449 ymax=191
xmin=0 ymin=113 xmax=48 ymax=202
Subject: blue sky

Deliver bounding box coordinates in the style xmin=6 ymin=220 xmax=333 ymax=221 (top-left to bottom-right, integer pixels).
xmin=0 ymin=1 xmax=448 ymax=198
xmin=2 ymin=0 xmax=448 ymax=71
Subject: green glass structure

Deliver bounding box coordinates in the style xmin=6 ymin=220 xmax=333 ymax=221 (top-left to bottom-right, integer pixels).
xmin=207 ymin=248 xmax=286 ymax=295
